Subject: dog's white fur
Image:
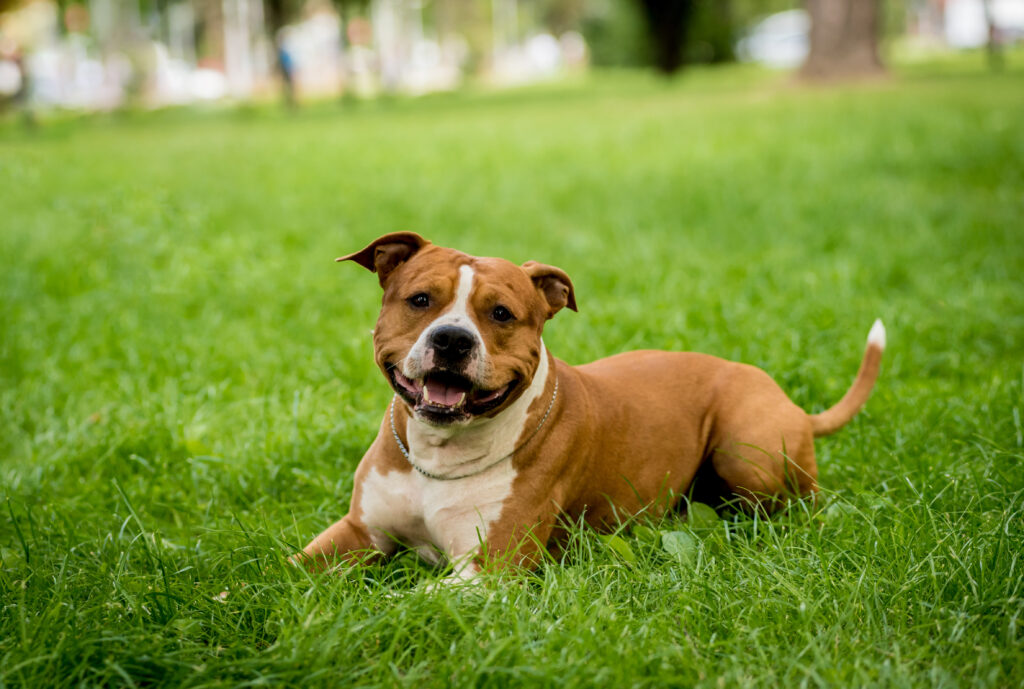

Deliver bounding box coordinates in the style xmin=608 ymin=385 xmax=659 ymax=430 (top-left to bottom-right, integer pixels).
xmin=358 ymin=342 xmax=552 ymax=579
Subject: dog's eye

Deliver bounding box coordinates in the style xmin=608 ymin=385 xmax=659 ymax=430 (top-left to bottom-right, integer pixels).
xmin=491 ymin=305 xmax=514 ymax=323
xmin=407 ymin=293 xmax=430 ymax=309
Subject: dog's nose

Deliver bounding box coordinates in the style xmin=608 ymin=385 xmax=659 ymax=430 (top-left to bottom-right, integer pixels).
xmin=429 ymin=325 xmax=476 ymax=361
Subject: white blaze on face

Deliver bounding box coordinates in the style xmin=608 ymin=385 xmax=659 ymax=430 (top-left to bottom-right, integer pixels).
xmin=403 ymin=264 xmax=488 ymax=382
xmin=448 ymin=264 xmax=476 ymax=329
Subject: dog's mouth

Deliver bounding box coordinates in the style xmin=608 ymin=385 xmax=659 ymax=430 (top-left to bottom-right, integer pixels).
xmin=389 ymin=367 xmax=518 ymax=424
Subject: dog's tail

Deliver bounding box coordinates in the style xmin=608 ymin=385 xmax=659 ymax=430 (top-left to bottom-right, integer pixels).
xmin=809 ymin=319 xmax=886 ymax=438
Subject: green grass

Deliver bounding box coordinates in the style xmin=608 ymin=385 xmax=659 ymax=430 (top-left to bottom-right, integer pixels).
xmin=2 ymin=62 xmax=1023 ymax=687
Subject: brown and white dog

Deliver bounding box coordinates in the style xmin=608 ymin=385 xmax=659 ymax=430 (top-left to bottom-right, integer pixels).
xmin=298 ymin=232 xmax=884 ymax=582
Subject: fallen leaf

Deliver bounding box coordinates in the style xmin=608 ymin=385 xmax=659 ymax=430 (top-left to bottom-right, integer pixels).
xmin=686 ymin=502 xmax=720 ymax=530
xmin=661 ymin=530 xmax=698 ymax=564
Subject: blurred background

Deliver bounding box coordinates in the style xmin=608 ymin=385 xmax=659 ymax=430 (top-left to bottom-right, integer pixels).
xmin=0 ymin=0 xmax=1020 ymax=114
xmin=0 ymin=3 xmax=1021 ymax=683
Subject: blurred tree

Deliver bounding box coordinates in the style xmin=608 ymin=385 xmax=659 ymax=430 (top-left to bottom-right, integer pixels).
xmin=981 ymin=0 xmax=1003 ymax=71
xmin=265 ymin=0 xmax=297 ymax=35
xmin=634 ymin=0 xmax=751 ymax=73
xmin=537 ymin=0 xmax=586 ymax=34
xmin=636 ymin=0 xmax=696 ymax=74
xmin=582 ymin=0 xmax=648 ymax=67
xmin=586 ymin=0 xmax=784 ymax=72
xmin=732 ymin=0 xmax=796 ymax=20
xmin=799 ymin=0 xmax=884 ymax=80
xmin=686 ymin=0 xmax=734 ymax=64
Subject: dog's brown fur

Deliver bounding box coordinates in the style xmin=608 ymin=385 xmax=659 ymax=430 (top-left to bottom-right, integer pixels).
xmin=298 ymin=233 xmax=883 ymax=577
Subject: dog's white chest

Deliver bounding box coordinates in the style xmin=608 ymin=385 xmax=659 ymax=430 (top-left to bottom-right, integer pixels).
xmin=358 ymin=462 xmax=515 ymax=564
xmin=357 ymin=343 xmax=549 ymax=565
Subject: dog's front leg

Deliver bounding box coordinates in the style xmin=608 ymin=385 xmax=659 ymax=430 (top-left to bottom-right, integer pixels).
xmin=294 ymin=514 xmax=382 ymax=571
xmin=437 ymin=509 xmax=559 ymax=586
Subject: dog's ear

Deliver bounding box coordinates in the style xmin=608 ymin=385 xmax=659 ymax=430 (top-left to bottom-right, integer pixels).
xmin=337 ymin=232 xmax=429 ymax=287
xmin=522 ymin=261 xmax=577 ymax=319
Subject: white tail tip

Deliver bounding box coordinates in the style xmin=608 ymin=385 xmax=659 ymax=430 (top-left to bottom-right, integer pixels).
xmin=867 ymin=318 xmax=886 ymax=350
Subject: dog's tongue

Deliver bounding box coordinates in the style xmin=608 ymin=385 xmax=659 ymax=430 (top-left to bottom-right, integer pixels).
xmin=425 ymin=379 xmax=467 ymax=407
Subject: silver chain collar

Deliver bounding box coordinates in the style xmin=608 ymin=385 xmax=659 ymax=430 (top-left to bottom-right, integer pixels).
xmin=389 ymin=377 xmax=559 ymax=481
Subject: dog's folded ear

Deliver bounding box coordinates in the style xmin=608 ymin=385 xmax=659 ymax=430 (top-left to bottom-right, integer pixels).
xmin=337 ymin=232 xmax=429 ymax=286
xmin=522 ymin=261 xmax=577 ymax=318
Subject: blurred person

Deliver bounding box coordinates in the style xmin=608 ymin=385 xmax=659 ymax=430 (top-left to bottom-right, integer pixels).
xmin=277 ymin=29 xmax=296 ymax=109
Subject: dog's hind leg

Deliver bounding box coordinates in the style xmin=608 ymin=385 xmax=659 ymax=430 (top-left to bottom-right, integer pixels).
xmin=707 ymin=408 xmax=818 ymax=513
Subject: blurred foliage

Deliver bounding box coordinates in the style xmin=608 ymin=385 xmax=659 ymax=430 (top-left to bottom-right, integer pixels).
xmin=685 ymin=0 xmax=735 ymax=64
xmin=581 ymin=0 xmax=649 ymax=67
xmin=537 ymin=0 xmax=587 ymax=34
xmin=583 ymin=0 xmax=801 ymax=70
xmin=731 ymin=0 xmax=799 ymax=23
xmin=4 ymin=0 xmax=917 ymax=81
xmin=264 ymin=0 xmax=303 ymax=34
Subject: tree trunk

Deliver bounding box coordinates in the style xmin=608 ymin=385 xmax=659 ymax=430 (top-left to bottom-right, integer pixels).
xmin=799 ymin=0 xmax=884 ymax=81
xmin=637 ymin=0 xmax=695 ymax=75
xmin=981 ymin=0 xmax=1004 ymax=72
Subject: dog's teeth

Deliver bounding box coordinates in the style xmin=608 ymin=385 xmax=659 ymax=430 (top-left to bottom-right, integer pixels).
xmin=455 ymin=392 xmax=466 ymax=407
xmin=422 ymin=385 xmax=431 ymax=402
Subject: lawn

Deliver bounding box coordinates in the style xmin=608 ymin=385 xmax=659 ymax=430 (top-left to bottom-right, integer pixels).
xmin=1 ymin=61 xmax=1023 ymax=687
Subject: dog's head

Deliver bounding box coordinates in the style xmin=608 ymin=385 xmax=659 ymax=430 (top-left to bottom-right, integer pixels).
xmin=339 ymin=232 xmax=576 ymax=426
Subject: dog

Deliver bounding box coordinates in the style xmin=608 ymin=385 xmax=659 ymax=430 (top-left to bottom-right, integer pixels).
xmin=297 ymin=232 xmax=884 ymax=582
